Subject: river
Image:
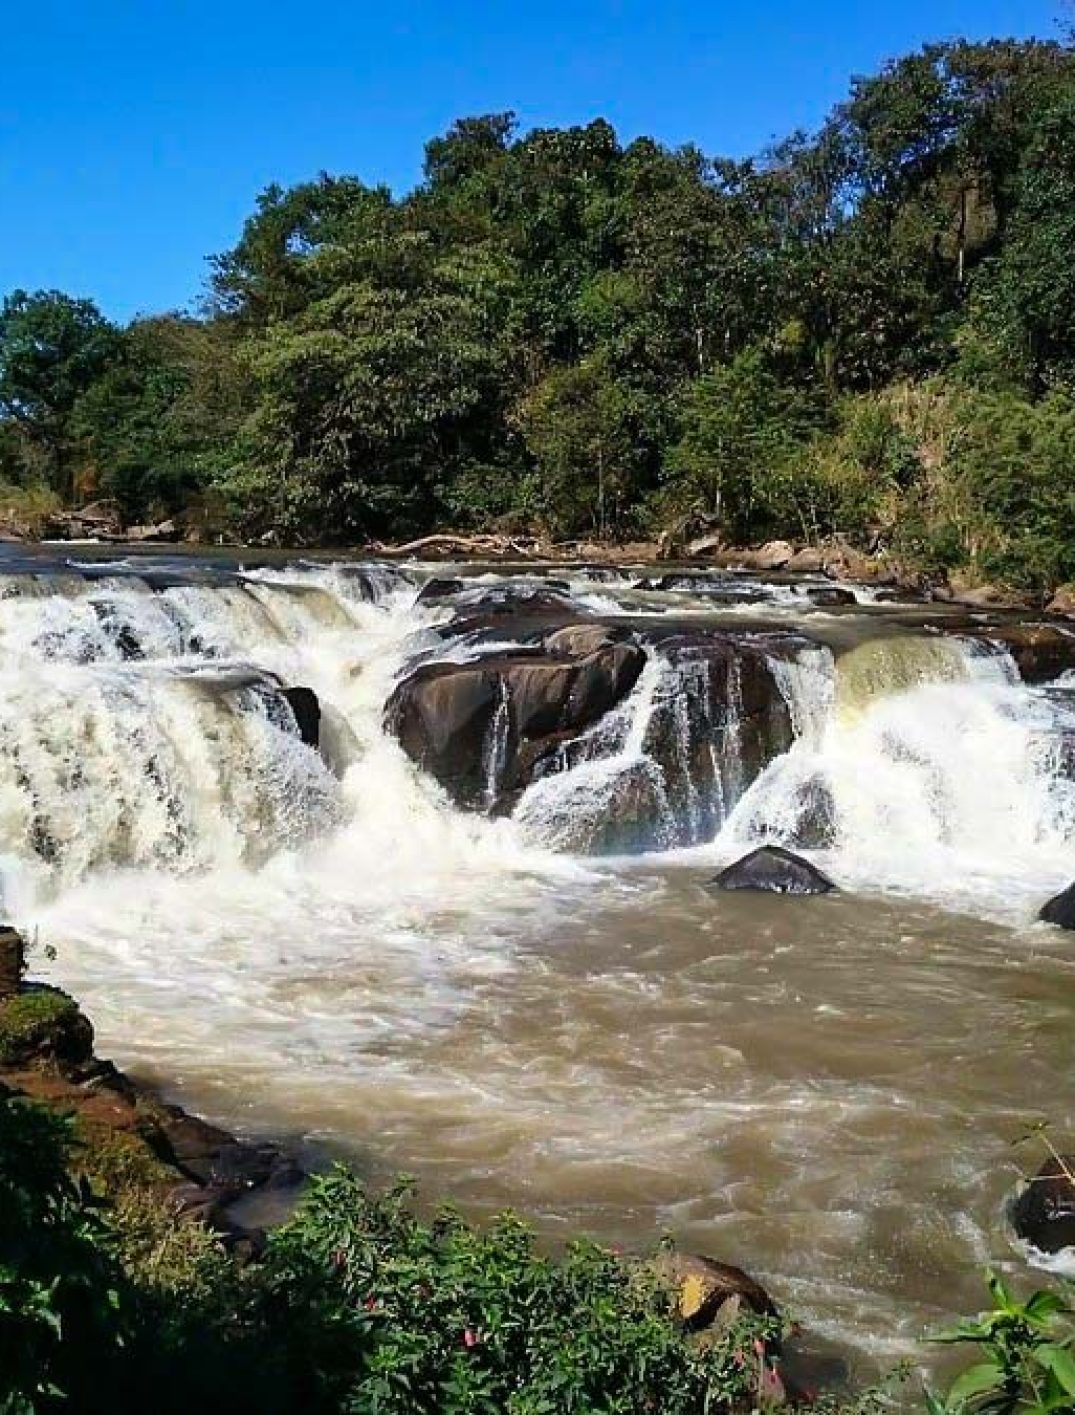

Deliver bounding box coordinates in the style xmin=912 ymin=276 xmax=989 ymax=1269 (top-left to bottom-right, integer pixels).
xmin=2 ymin=544 xmax=1073 ymax=1387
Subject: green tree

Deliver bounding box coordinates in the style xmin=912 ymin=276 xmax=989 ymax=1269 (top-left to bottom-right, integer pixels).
xmin=666 ymin=349 xmax=828 ymax=539
xmin=0 ymin=290 xmax=120 ymax=499
xmin=515 ymin=359 xmax=639 ymax=536
xmin=72 ymin=315 xmax=247 ymax=525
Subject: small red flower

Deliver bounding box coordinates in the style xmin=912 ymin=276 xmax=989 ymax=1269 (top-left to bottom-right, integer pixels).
xmin=364 ymin=1296 xmax=378 ymax=1311
xmin=463 ymin=1327 xmax=479 ymax=1348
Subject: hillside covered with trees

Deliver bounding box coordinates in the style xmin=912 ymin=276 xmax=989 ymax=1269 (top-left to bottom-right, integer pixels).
xmin=3 ymin=35 xmax=1075 ymax=589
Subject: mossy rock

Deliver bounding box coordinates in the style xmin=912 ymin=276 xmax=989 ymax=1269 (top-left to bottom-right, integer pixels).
xmin=0 ymin=986 xmax=94 ymax=1067
xmin=72 ymin=1112 xmax=178 ymax=1196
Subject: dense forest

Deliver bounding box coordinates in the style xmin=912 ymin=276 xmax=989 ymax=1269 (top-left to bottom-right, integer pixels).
xmin=3 ymin=35 xmax=1075 ymax=588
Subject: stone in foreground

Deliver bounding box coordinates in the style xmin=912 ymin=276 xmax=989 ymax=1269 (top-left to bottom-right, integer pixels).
xmin=711 ymin=845 xmax=836 ymax=895
xmin=1039 ymin=881 xmax=1075 ymax=929
xmin=1011 ymin=1154 xmax=1075 ymax=1254
xmin=650 ymin=1252 xmax=777 ymax=1331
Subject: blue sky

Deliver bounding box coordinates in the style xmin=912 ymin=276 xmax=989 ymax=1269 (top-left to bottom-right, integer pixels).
xmin=0 ymin=0 xmax=1062 ymax=322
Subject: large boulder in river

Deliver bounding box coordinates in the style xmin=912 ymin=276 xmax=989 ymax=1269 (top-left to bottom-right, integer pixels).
xmin=519 ymin=629 xmax=802 ymax=855
xmin=1011 ymin=1154 xmax=1075 ymax=1254
xmin=1039 ymin=881 xmax=1075 ymax=929
xmin=635 ymin=631 xmax=797 ymax=847
xmin=711 ymin=845 xmax=836 ymax=895
xmin=386 ymin=634 xmax=645 ymax=811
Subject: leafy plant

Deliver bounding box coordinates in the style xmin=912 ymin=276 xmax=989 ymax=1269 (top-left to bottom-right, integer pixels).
xmin=926 ymin=1272 xmax=1075 ymax=1414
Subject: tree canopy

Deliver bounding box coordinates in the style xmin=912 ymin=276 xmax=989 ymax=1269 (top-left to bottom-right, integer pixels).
xmin=2 ymin=34 xmax=1074 ymax=587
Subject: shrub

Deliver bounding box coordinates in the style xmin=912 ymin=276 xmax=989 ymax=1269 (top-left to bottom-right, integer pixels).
xmin=252 ymin=1168 xmax=787 ymax=1413
xmin=0 ymin=1096 xmax=130 ymax=1413
xmin=927 ymin=1271 xmax=1075 ymax=1414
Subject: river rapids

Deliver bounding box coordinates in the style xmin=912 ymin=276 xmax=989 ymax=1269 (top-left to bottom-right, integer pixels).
xmin=3 ymin=544 xmax=1075 ymax=1383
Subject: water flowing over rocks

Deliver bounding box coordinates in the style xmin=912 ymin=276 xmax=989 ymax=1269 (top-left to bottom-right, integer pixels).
xmin=385 ymin=631 xmax=645 ymax=811
xmin=710 ymin=845 xmax=837 ymax=895
xmin=4 ymin=548 xmax=1075 ymax=1367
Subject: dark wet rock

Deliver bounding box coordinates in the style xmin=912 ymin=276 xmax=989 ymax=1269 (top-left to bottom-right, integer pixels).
xmin=417 ymin=577 xmax=467 ymax=603
xmin=429 ymin=582 xmax=590 ymax=645
xmin=873 ymin=586 xmax=926 ymax=603
xmin=644 ymin=573 xmax=779 ymax=605
xmin=1040 ymin=881 xmax=1075 ymax=929
xmin=804 ymin=585 xmax=856 ymax=607
xmin=636 ymin=631 xmax=798 ymax=844
xmin=0 ymin=926 xmax=23 ymax=1000
xmin=281 ymin=685 xmax=321 ymax=749
xmin=388 ymin=664 xmax=499 ymax=806
xmin=386 ymin=639 xmax=645 ymax=811
xmin=522 ymin=629 xmax=802 ymax=855
xmin=332 ymin=563 xmax=412 ymax=601
xmin=1011 ymin=1154 xmax=1075 ymax=1253
xmin=971 ymin=623 xmax=1075 ymax=684
xmin=711 ymin=845 xmax=836 ymax=895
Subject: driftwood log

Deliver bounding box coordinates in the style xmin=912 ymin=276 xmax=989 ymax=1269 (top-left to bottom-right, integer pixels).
xmin=370 ymin=532 xmax=544 ymax=560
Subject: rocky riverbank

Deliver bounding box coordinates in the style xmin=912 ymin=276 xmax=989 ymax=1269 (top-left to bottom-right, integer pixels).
xmin=0 ymin=928 xmax=302 ymax=1253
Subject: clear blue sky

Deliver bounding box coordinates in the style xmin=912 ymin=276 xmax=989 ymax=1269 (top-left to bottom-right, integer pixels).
xmin=0 ymin=0 xmax=1062 ymax=322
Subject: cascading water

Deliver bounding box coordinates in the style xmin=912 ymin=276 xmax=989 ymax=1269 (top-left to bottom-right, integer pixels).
xmin=723 ymin=633 xmax=1075 ymax=915
xmin=4 ymin=554 xmax=1075 ymax=1378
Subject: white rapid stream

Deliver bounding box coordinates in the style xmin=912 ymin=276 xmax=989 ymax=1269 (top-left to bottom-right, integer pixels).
xmin=1 ymin=553 xmax=1074 ymax=1384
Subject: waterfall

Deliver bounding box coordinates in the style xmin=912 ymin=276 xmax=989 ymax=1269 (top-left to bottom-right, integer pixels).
xmin=513 ymin=637 xmax=795 ymax=854
xmin=0 ymin=559 xmax=1073 ymax=918
xmin=724 ymin=633 xmax=1075 ymax=904
xmin=0 ymin=562 xmax=419 ymax=893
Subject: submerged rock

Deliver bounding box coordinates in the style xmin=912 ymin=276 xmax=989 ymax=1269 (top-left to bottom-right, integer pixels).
xmin=1039 ymin=881 xmax=1075 ymax=929
xmin=711 ymin=845 xmax=836 ymax=895
xmin=1011 ymin=1154 xmax=1075 ymax=1253
xmin=804 ymin=585 xmax=855 ymax=607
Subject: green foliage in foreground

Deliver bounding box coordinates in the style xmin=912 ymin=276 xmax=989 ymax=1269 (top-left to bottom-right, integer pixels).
xmin=927 ymin=1271 xmax=1075 ymax=1415
xmin=0 ymin=1091 xmax=818 ymax=1415
xmin=9 ymin=1092 xmax=1075 ymax=1415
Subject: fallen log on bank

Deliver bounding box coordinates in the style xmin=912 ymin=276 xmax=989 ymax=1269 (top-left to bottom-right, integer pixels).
xmin=369 ymin=532 xmax=545 ymax=559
